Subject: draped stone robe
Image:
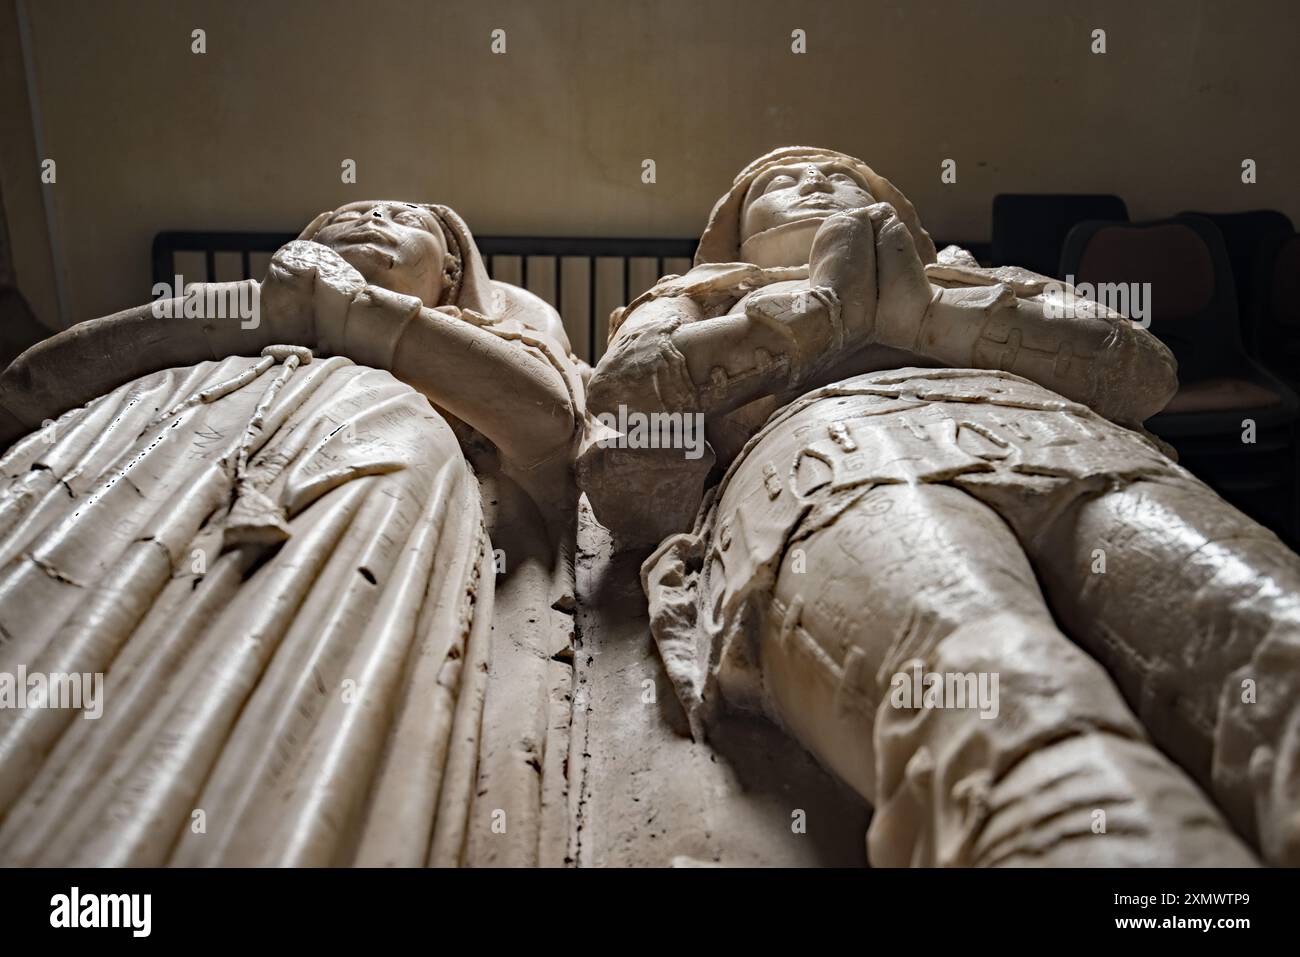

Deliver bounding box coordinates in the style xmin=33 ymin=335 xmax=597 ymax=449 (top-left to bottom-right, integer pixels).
xmin=0 ymin=213 xmax=584 ymax=866
xmin=0 ymin=349 xmax=495 ymax=865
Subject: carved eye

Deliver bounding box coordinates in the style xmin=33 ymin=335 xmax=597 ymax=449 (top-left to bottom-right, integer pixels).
xmin=394 ymin=210 xmax=425 ymax=227
xmin=829 ymin=173 xmax=856 ymax=185
xmin=765 ymin=174 xmax=796 ymax=193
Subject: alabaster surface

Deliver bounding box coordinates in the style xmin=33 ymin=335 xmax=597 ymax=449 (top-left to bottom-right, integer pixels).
xmin=0 ymin=202 xmax=584 ymax=865
xmin=581 ymin=148 xmax=1300 ymax=868
xmin=0 ymin=155 xmax=1297 ymax=869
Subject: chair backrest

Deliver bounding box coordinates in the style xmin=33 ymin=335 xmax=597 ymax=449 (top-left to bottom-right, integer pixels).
xmin=1257 ymin=232 xmax=1300 ymax=371
xmin=991 ymin=193 xmax=1128 ymax=279
xmin=1180 ymin=210 xmax=1294 ymax=355
xmin=1060 ymin=215 xmax=1243 ymax=383
xmin=151 ymin=231 xmax=698 ymax=364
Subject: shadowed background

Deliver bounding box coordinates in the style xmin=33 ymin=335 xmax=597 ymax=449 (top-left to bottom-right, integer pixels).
xmin=1 ymin=0 xmax=1297 ymax=331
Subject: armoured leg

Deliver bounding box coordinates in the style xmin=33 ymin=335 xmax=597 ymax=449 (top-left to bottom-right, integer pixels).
xmin=1028 ymin=473 xmax=1300 ymax=865
xmin=754 ymin=482 xmax=1255 ymax=866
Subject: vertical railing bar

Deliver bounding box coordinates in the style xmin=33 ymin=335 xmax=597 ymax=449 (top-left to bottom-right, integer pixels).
xmin=588 ymin=257 xmax=597 ymax=365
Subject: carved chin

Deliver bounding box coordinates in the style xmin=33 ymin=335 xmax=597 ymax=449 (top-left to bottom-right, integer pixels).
xmin=740 ymin=218 xmax=824 ymax=268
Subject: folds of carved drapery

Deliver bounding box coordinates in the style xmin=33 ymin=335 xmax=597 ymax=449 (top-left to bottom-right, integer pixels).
xmin=464 ymin=469 xmax=578 ymax=868
xmin=0 ymin=350 xmax=492 ymax=866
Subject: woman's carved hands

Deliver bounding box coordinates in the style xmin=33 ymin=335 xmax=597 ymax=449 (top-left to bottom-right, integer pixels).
xmin=261 ymin=241 xmax=366 ymax=348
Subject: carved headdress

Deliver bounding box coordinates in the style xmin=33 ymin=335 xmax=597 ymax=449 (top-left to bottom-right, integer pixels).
xmin=693 ymin=146 xmax=937 ymax=267
xmin=606 ymin=147 xmax=939 ymax=343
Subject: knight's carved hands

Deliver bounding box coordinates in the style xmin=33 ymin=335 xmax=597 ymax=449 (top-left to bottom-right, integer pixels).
xmin=586 ymin=202 xmax=946 ymax=458
xmin=741 ymin=285 xmax=843 ymax=387
xmin=803 ymin=205 xmax=1177 ymax=423
xmin=808 ymin=203 xmax=934 ymax=351
xmin=870 ymin=207 xmax=940 ymax=351
xmin=733 ymin=202 xmax=935 ymax=387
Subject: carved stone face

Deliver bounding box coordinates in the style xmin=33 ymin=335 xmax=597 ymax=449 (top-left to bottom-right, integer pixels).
xmin=312 ymin=201 xmax=449 ymax=306
xmin=740 ymin=161 xmax=875 ymax=243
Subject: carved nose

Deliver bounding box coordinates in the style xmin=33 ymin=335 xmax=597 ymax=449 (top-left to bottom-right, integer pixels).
xmin=800 ymin=170 xmax=831 ymax=193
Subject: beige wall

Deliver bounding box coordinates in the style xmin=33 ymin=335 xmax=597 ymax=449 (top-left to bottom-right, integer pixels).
xmin=1 ymin=0 xmax=59 ymax=327
xmin=4 ymin=0 xmax=1298 ymax=328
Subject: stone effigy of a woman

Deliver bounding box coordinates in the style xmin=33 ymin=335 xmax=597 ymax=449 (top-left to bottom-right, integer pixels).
xmin=580 ymin=147 xmax=1300 ymax=867
xmin=0 ymin=201 xmax=585 ymax=866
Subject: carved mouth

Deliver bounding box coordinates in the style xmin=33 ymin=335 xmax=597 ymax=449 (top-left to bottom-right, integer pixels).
xmin=342 ymin=225 xmax=398 ymax=246
xmin=337 ymin=242 xmax=396 ymax=271
xmin=793 ymin=196 xmax=837 ymax=208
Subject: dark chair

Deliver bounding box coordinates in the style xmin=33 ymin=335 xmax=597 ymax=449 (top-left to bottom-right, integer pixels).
xmin=1179 ymin=209 xmax=1293 ymax=358
xmin=990 ymin=193 xmax=1128 ymax=279
xmin=1250 ymin=232 xmax=1300 ymax=388
xmin=1061 ymin=215 xmax=1299 ymax=545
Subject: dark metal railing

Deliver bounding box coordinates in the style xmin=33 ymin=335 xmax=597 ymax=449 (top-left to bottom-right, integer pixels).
xmin=151 ymin=230 xmax=992 ymax=364
xmin=151 ymin=231 xmax=698 ymax=364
